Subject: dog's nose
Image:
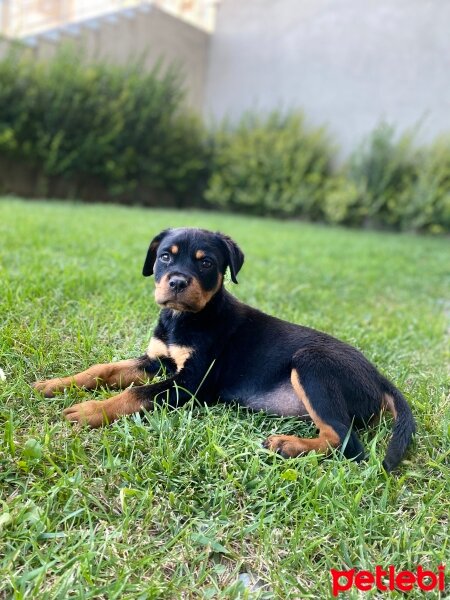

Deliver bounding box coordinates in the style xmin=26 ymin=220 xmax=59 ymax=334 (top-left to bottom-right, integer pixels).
xmin=168 ymin=275 xmax=189 ymax=293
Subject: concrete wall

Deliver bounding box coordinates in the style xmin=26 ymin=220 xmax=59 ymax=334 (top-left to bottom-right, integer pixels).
xmin=31 ymin=6 xmax=209 ymax=110
xmin=204 ymin=0 xmax=450 ymax=155
xmin=0 ymin=35 xmax=16 ymax=59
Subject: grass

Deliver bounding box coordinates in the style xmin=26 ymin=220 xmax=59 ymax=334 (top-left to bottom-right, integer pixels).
xmin=0 ymin=197 xmax=449 ymax=599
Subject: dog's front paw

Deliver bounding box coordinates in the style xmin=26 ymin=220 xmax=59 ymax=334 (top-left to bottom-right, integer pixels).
xmin=262 ymin=434 xmax=309 ymax=458
xmin=63 ymin=400 xmax=111 ymax=428
xmin=32 ymin=378 xmax=65 ymax=398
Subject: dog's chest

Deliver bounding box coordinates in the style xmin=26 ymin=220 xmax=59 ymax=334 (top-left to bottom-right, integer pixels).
xmin=147 ymin=337 xmax=193 ymax=372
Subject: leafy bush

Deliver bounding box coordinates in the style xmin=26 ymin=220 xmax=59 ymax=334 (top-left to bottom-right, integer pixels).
xmin=405 ymin=137 xmax=450 ymax=233
xmin=325 ymin=124 xmax=450 ymax=232
xmin=0 ymin=47 xmax=208 ymax=202
xmin=323 ymin=177 xmax=361 ymax=225
xmin=0 ymin=45 xmax=448 ymax=232
xmin=345 ymin=124 xmax=421 ymax=227
xmin=205 ymin=112 xmax=334 ymax=218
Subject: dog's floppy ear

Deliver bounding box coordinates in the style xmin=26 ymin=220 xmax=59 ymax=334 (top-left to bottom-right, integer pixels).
xmin=142 ymin=229 xmax=170 ymax=277
xmin=217 ymin=233 xmax=244 ymax=284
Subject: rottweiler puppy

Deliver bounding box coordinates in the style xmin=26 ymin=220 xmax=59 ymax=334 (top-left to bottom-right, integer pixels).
xmin=34 ymin=228 xmax=415 ymax=471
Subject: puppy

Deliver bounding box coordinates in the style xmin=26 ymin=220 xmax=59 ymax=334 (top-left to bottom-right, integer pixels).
xmin=34 ymin=228 xmax=415 ymax=471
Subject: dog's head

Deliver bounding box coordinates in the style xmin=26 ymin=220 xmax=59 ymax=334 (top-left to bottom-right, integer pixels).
xmin=142 ymin=228 xmax=244 ymax=312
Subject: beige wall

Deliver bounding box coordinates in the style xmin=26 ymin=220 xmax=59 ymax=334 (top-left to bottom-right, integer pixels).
xmin=31 ymin=6 xmax=209 ymax=110
xmin=205 ymin=0 xmax=450 ymax=155
xmin=1 ymin=0 xmax=215 ymax=37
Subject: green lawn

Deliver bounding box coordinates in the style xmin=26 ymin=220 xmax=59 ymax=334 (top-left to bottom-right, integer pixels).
xmin=0 ymin=197 xmax=449 ymax=599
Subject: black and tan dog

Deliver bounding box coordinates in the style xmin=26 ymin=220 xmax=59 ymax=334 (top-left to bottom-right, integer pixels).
xmin=34 ymin=228 xmax=415 ymax=471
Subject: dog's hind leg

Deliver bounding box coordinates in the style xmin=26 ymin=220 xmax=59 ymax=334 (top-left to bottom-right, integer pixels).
xmin=263 ymin=367 xmax=365 ymax=462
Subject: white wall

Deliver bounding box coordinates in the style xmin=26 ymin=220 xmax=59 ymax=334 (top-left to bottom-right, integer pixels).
xmin=204 ymin=0 xmax=450 ymax=154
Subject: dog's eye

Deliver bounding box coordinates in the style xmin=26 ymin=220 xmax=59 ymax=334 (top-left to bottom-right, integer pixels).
xmin=201 ymin=259 xmax=212 ymax=269
xmin=159 ymin=253 xmax=171 ymax=263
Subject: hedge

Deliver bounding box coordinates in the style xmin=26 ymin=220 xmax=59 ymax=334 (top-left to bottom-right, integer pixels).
xmin=0 ymin=47 xmax=449 ymax=232
xmin=0 ymin=47 xmax=209 ymax=203
xmin=205 ymin=113 xmax=334 ymax=219
xmin=323 ymin=124 xmax=450 ymax=232
xmin=206 ymin=120 xmax=450 ymax=233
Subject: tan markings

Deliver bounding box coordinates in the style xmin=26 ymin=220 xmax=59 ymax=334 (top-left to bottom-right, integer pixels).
xmin=186 ymin=273 xmax=223 ymax=311
xmin=291 ymin=370 xmax=340 ymax=447
xmin=95 ymin=359 xmax=149 ymax=388
xmin=146 ymin=337 xmax=192 ymax=372
xmin=155 ymin=273 xmax=223 ymax=313
xmin=154 ymin=273 xmax=171 ymax=307
xmin=264 ymin=434 xmax=312 ymax=457
xmin=63 ymin=388 xmax=143 ymax=428
xmin=168 ymin=345 xmax=193 ymax=371
xmin=147 ymin=337 xmax=169 ymax=359
xmin=33 ymin=359 xmax=149 ymax=397
xmin=170 ymin=245 xmax=179 ymax=254
xmin=195 ymin=249 xmax=205 ymax=259
xmin=382 ymin=393 xmax=397 ymax=420
xmin=264 ymin=371 xmax=340 ymax=457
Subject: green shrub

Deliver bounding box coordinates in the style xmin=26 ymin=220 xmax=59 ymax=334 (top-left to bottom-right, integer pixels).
xmin=205 ymin=112 xmax=334 ymax=218
xmin=344 ymin=123 xmax=420 ymax=228
xmin=323 ymin=177 xmax=361 ymax=225
xmin=332 ymin=124 xmax=450 ymax=232
xmin=405 ymin=137 xmax=450 ymax=233
xmin=0 ymin=47 xmax=208 ymax=202
xmin=0 ymin=45 xmax=448 ymax=233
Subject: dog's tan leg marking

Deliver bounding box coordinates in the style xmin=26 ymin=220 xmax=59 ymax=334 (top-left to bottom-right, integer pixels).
xmin=264 ymin=370 xmax=340 ymax=457
xmin=382 ymin=393 xmax=397 ymax=420
xmin=63 ymin=336 xmax=194 ymax=428
xmin=63 ymin=388 xmax=143 ymax=428
xmin=33 ymin=359 xmax=148 ymax=398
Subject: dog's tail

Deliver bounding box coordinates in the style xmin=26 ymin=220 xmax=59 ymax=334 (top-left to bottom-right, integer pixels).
xmin=381 ymin=381 xmax=416 ymax=472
